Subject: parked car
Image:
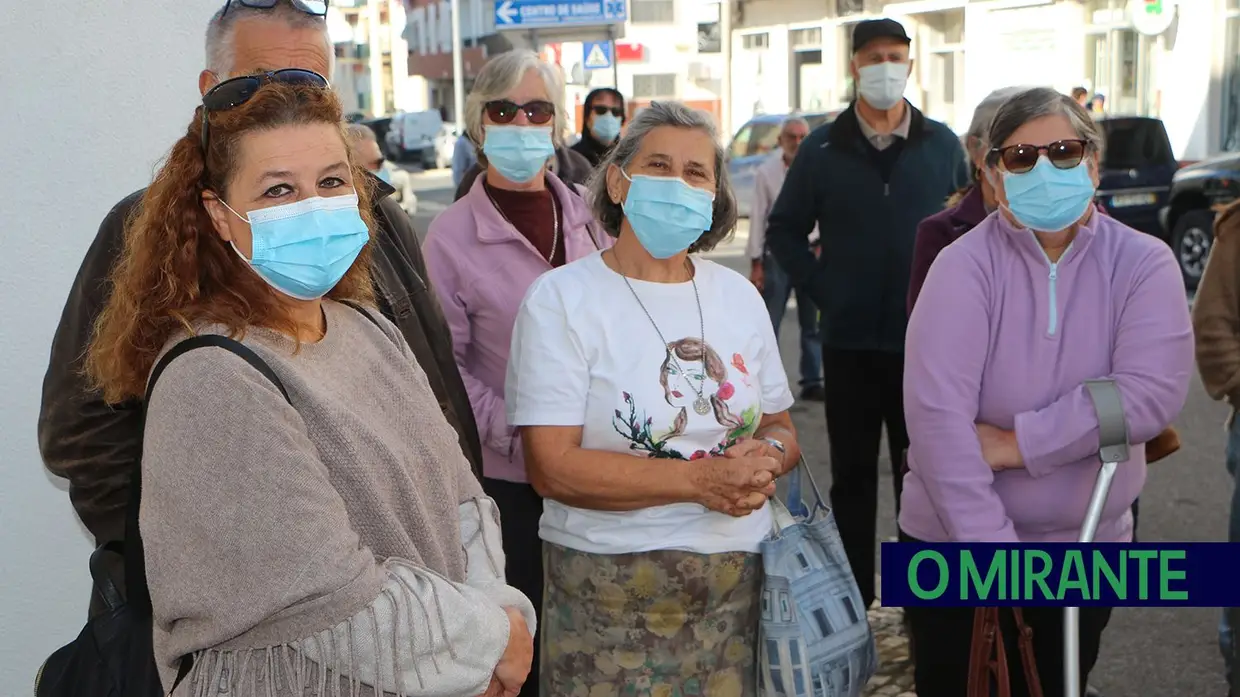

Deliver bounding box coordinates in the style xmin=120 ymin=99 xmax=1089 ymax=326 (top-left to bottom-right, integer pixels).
xmin=361 ymin=116 xmax=393 ymax=153
xmin=1161 ymin=151 xmax=1240 ymax=287
xmin=1093 ymin=116 xmax=1177 ymax=241
xmin=726 ymin=111 xmax=839 ymax=218
xmin=385 ymin=110 xmax=444 ymax=168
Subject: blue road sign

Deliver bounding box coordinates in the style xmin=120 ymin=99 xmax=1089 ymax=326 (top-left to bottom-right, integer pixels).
xmin=582 ymin=41 xmax=613 ymax=70
xmin=494 ymin=0 xmax=626 ymax=28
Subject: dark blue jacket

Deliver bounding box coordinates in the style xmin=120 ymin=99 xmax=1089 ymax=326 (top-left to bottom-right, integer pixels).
xmin=767 ymin=102 xmax=968 ymax=353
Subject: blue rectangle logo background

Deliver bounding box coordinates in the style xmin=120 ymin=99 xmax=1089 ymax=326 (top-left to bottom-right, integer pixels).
xmin=879 ymin=543 xmax=1240 ymax=607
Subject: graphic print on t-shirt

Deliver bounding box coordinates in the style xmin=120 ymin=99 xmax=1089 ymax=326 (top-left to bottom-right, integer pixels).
xmin=612 ymin=336 xmax=759 ymax=460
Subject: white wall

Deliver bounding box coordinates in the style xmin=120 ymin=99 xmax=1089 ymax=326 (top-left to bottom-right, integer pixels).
xmin=0 ymin=1 xmax=220 ymax=688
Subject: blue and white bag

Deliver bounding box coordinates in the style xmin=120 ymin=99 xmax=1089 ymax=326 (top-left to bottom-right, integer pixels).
xmin=758 ymin=460 xmax=877 ymax=697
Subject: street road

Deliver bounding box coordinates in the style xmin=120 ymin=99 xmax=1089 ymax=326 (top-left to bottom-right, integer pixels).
xmin=403 ymin=166 xmax=1235 ymax=697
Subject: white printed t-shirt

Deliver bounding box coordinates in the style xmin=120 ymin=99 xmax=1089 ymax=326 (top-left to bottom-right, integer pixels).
xmin=506 ymin=250 xmax=795 ymax=556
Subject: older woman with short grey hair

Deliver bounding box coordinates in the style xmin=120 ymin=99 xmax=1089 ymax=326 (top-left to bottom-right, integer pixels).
xmin=422 ymin=48 xmax=608 ymax=697
xmin=900 ymin=86 xmax=1193 ymax=695
xmin=505 ymin=100 xmax=798 ymax=696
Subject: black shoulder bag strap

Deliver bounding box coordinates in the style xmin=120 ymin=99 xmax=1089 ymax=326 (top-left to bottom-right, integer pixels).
xmin=126 ymin=335 xmax=290 ymax=694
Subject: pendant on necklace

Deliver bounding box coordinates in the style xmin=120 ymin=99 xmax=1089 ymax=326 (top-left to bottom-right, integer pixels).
xmin=693 ymin=394 xmax=711 ymax=415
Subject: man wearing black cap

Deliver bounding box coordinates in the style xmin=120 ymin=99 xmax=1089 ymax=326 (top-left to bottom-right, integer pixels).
xmin=766 ymin=17 xmax=968 ymax=610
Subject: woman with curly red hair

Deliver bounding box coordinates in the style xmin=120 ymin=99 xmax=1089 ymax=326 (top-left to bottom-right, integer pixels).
xmin=87 ymin=76 xmax=533 ymax=697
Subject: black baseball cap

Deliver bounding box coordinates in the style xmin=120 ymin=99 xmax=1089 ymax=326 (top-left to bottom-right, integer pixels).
xmin=852 ymin=18 xmax=911 ymax=54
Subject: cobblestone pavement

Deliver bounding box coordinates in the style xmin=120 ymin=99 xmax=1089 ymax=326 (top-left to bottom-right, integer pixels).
xmin=865 ymin=602 xmax=915 ymax=697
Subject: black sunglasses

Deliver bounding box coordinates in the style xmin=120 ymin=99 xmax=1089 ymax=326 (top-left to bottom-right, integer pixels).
xmin=484 ymin=99 xmax=556 ymax=125
xmin=200 ymin=69 xmax=330 ymax=153
xmin=988 ymin=139 xmax=1090 ymax=174
xmin=591 ymin=105 xmax=624 ymax=118
xmin=221 ymin=0 xmax=329 ymax=17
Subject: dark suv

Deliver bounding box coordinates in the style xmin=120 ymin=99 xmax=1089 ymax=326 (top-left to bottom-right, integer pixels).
xmin=1096 ymin=117 xmax=1178 ymax=241
xmin=1162 ymin=152 xmax=1240 ymax=287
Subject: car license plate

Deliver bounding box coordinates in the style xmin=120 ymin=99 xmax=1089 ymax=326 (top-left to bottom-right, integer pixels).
xmin=1110 ymin=193 xmax=1157 ymax=208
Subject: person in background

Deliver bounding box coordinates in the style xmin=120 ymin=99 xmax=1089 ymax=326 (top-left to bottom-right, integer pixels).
xmin=1071 ymin=86 xmax=1090 ymax=108
xmin=455 ymin=142 xmax=594 ymax=200
xmin=507 ymin=100 xmax=797 ymax=697
xmin=85 ymin=78 xmax=534 ymax=697
xmin=571 ymin=87 xmax=626 ymax=166
xmin=346 ymin=122 xmax=417 ymax=217
xmin=901 ymin=86 xmax=1192 ymax=696
xmin=37 ymin=0 xmax=483 ymax=620
xmin=1191 ymin=199 xmax=1240 ymax=697
xmin=766 ymin=17 xmax=969 ymax=610
xmin=746 ymin=115 xmax=824 ymax=402
xmin=1091 ymin=92 xmax=1107 ymax=116
xmin=453 ymin=130 xmax=479 ymax=188
xmin=422 ymin=49 xmax=609 ymax=697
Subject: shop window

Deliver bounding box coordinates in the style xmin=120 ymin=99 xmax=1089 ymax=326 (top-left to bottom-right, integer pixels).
xmin=632 ymin=74 xmax=676 ymax=99
xmin=631 ymin=0 xmax=673 ymax=23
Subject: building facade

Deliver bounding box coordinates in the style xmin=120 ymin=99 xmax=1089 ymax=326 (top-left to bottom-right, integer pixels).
xmin=329 ymin=0 xmax=418 ymax=118
xmin=729 ymin=0 xmax=1237 ymax=160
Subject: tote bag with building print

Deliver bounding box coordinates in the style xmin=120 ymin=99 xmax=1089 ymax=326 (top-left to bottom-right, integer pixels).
xmin=758 ymin=460 xmax=877 ymax=697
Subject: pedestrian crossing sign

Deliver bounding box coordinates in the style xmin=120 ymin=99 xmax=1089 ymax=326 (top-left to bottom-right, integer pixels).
xmin=583 ymin=41 xmax=613 ymax=70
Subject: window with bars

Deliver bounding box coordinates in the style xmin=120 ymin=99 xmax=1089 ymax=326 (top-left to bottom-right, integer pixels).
xmin=742 ymin=32 xmax=769 ymax=49
xmin=631 ymin=0 xmax=674 ymax=23
xmin=790 ymin=27 xmax=822 ymax=49
xmin=633 ymin=74 xmax=676 ymax=99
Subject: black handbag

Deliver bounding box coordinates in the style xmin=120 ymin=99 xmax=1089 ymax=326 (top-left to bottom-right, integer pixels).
xmin=35 ymin=335 xmax=289 ymax=696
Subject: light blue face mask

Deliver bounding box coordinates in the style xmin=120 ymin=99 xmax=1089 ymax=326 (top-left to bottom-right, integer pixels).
xmin=1001 ymin=156 xmax=1096 ymax=232
xmin=591 ymin=113 xmax=622 ymax=143
xmin=482 ymin=125 xmax=556 ymax=183
xmin=221 ymin=193 xmax=370 ymax=300
xmin=621 ymin=171 xmax=715 ymax=259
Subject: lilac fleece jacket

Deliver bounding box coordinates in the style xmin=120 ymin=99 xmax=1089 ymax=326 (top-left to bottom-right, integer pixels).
xmin=900 ymin=210 xmax=1193 ymax=543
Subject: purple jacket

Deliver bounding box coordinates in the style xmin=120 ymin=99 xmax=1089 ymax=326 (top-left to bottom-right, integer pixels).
xmin=422 ymin=175 xmax=610 ymax=483
xmin=907 ymin=187 xmax=988 ymax=315
xmin=900 ymin=210 xmax=1193 ymax=543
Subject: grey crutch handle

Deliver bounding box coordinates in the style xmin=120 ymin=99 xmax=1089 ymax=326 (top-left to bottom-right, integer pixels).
xmin=1065 ymin=378 xmax=1132 ymax=697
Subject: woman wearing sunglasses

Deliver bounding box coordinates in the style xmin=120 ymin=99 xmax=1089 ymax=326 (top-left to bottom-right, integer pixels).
xmin=899 ymin=86 xmax=1193 ymax=696
xmin=87 ymin=76 xmax=534 ymax=697
xmin=571 ymin=87 xmax=627 ymax=166
xmin=421 ymin=48 xmax=609 ymax=697
xmin=506 ymin=100 xmax=799 ymax=697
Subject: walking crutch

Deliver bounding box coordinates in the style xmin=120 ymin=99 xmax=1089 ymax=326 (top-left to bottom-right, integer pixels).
xmin=1065 ymin=379 xmax=1131 ymax=697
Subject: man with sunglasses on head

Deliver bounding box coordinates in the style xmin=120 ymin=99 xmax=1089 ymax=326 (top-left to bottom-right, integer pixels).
xmin=765 ymin=17 xmax=969 ymax=612
xmin=37 ymin=0 xmax=484 ymax=618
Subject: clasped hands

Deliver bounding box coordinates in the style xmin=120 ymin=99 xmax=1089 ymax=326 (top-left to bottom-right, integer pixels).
xmin=693 ymin=438 xmax=784 ymax=517
xmin=975 ymin=423 xmax=1024 ymax=472
xmin=481 ymin=607 xmax=534 ymax=697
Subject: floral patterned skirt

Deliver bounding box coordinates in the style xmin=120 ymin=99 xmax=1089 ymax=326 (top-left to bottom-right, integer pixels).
xmin=540 ymin=542 xmax=763 ymax=697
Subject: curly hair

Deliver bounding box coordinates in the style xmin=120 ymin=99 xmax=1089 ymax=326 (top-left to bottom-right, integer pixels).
xmin=87 ymin=82 xmax=377 ymax=405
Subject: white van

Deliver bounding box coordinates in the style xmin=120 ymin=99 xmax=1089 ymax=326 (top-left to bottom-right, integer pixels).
xmin=384 ymin=110 xmax=444 ymax=167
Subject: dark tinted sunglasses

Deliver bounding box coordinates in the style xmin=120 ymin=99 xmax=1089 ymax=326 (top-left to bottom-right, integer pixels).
xmin=222 ymin=0 xmax=329 ymax=17
xmin=989 ymin=139 xmax=1090 ymax=174
xmin=591 ymin=105 xmax=624 ymax=118
xmin=200 ymin=69 xmax=330 ymax=152
xmin=484 ymin=100 xmax=555 ymax=125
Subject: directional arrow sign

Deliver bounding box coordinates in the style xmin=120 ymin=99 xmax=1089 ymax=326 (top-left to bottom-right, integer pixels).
xmin=494 ymin=0 xmax=627 ymax=29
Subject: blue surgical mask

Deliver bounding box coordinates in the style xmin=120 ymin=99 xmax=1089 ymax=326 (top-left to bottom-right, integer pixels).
xmin=1001 ymin=157 xmax=1096 ymax=232
xmin=621 ymin=172 xmax=714 ymax=259
xmin=591 ymin=113 xmax=622 ymax=143
xmin=221 ymin=193 xmax=370 ymax=300
xmin=482 ymin=125 xmax=555 ymax=184
xmin=374 ymin=165 xmax=393 ymax=184
xmin=857 ymin=61 xmax=909 ymax=111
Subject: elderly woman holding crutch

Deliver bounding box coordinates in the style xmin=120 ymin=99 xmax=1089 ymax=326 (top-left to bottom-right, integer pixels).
xmin=899 ymin=86 xmax=1193 ymax=696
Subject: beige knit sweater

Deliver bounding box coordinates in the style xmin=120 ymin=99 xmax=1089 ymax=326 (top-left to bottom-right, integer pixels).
xmin=140 ymin=300 xmax=535 ymax=697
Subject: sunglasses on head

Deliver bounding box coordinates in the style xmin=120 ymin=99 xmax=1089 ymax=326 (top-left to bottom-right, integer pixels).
xmin=591 ymin=105 xmax=624 ymax=118
xmin=221 ymin=0 xmax=329 ymax=17
xmin=484 ymin=100 xmax=555 ymax=126
xmin=989 ymin=139 xmax=1090 ymax=174
xmin=200 ymin=69 xmax=330 ymax=153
